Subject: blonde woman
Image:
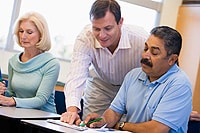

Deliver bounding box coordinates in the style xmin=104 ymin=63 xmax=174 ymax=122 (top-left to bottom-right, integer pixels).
xmin=0 ymin=12 xmax=60 ymax=113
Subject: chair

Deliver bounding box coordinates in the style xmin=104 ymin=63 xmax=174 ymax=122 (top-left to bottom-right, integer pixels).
xmin=187 ymin=121 xmax=200 ymax=133
xmin=54 ymin=81 xmax=83 ymax=118
xmin=54 ymin=82 xmax=66 ymax=115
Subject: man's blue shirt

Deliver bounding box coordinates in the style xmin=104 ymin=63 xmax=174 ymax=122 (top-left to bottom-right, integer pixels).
xmin=110 ymin=64 xmax=192 ymax=133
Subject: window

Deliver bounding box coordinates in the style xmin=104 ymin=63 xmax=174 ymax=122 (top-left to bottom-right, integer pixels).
xmin=5 ymin=0 xmax=162 ymax=60
xmin=0 ymin=0 xmax=14 ymax=49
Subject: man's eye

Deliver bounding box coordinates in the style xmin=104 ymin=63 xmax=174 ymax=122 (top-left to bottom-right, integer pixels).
xmin=151 ymin=50 xmax=159 ymax=55
xmin=93 ymin=28 xmax=100 ymax=32
xmin=105 ymin=27 xmax=112 ymax=31
xmin=144 ymin=48 xmax=148 ymax=51
xmin=152 ymin=52 xmax=158 ymax=55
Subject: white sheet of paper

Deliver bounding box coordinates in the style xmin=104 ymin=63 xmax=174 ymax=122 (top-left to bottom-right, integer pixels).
xmin=47 ymin=119 xmax=88 ymax=131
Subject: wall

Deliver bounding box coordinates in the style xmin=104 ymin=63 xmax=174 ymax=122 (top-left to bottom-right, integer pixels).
xmin=176 ymin=5 xmax=200 ymax=91
xmin=175 ymin=5 xmax=200 ymax=112
xmin=159 ymin=0 xmax=183 ymax=28
xmin=192 ymin=62 xmax=200 ymax=112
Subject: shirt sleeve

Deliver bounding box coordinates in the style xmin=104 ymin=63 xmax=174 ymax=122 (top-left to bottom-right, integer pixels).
xmin=64 ymin=26 xmax=93 ymax=110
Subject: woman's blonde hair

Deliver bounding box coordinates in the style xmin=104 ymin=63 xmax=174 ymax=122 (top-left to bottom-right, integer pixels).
xmin=14 ymin=11 xmax=51 ymax=51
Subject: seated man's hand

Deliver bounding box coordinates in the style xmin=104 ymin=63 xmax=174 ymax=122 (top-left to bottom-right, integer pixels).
xmin=84 ymin=113 xmax=106 ymax=128
xmin=190 ymin=111 xmax=200 ymax=121
xmin=60 ymin=106 xmax=81 ymax=125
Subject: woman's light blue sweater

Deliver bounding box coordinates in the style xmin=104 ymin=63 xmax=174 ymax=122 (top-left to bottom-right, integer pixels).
xmin=5 ymin=52 xmax=60 ymax=113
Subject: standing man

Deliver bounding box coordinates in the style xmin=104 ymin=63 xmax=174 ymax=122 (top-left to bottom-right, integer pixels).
xmin=84 ymin=26 xmax=192 ymax=133
xmin=61 ymin=0 xmax=148 ymax=124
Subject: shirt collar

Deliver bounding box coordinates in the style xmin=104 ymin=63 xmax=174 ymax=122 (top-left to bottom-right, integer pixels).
xmin=139 ymin=64 xmax=180 ymax=84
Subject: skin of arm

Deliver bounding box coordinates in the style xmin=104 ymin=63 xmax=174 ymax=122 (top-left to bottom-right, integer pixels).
xmin=88 ymin=108 xmax=170 ymax=133
xmin=60 ymin=106 xmax=81 ymax=125
xmin=87 ymin=108 xmax=121 ymax=128
xmin=114 ymin=119 xmax=170 ymax=133
xmin=190 ymin=111 xmax=200 ymax=121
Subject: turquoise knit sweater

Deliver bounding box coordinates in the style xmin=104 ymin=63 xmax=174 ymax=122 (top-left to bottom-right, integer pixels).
xmin=6 ymin=52 xmax=60 ymax=113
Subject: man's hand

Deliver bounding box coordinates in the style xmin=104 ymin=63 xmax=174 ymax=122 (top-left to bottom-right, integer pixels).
xmin=83 ymin=113 xmax=105 ymax=128
xmin=190 ymin=111 xmax=200 ymax=121
xmin=60 ymin=106 xmax=81 ymax=125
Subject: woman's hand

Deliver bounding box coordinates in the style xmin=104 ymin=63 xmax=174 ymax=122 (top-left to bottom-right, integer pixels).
xmin=0 ymin=82 xmax=6 ymax=95
xmin=0 ymin=95 xmax=16 ymax=106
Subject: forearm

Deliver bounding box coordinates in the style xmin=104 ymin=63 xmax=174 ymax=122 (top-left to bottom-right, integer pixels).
xmin=114 ymin=120 xmax=170 ymax=133
xmin=103 ymin=108 xmax=121 ymax=128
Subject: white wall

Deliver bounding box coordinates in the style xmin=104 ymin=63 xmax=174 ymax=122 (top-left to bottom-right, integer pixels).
xmin=159 ymin=0 xmax=183 ymax=28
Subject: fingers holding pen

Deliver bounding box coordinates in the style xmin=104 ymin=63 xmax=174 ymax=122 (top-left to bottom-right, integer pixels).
xmin=83 ymin=113 xmax=106 ymax=128
xmin=89 ymin=117 xmax=106 ymax=128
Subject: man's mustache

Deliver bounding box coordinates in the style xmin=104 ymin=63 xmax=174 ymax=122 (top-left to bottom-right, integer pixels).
xmin=140 ymin=58 xmax=153 ymax=67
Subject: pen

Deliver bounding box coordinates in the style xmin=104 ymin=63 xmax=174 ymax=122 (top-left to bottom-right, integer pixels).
xmin=0 ymin=79 xmax=5 ymax=85
xmin=79 ymin=117 xmax=103 ymax=127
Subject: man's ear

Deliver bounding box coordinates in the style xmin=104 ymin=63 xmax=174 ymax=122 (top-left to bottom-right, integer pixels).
xmin=168 ymin=54 xmax=178 ymax=66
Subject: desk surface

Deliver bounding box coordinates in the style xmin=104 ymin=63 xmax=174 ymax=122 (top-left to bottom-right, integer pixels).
xmin=0 ymin=106 xmax=60 ymax=119
xmin=21 ymin=120 xmax=81 ymax=133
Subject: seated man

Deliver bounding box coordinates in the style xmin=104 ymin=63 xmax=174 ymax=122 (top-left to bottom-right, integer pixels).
xmin=83 ymin=26 xmax=192 ymax=133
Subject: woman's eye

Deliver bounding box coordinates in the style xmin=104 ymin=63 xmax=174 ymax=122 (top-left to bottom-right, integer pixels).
xmin=27 ymin=31 xmax=33 ymax=34
xmin=19 ymin=30 xmax=24 ymax=33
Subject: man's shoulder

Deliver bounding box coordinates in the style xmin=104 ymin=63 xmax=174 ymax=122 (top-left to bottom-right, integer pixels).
xmin=127 ymin=67 xmax=143 ymax=77
xmin=122 ymin=24 xmax=149 ymax=38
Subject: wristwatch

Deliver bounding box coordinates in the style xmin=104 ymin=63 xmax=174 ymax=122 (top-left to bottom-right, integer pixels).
xmin=119 ymin=122 xmax=125 ymax=130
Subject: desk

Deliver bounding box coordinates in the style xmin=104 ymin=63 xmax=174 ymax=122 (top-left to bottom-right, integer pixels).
xmin=21 ymin=120 xmax=81 ymax=133
xmin=0 ymin=106 xmax=60 ymax=133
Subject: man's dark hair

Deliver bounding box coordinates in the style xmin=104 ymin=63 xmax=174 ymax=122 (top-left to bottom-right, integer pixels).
xmin=150 ymin=26 xmax=182 ymax=65
xmin=89 ymin=0 xmax=121 ymax=24
xmin=150 ymin=26 xmax=182 ymax=56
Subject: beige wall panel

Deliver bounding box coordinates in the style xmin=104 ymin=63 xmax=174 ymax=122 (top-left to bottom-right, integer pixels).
xmin=176 ymin=5 xmax=200 ymax=111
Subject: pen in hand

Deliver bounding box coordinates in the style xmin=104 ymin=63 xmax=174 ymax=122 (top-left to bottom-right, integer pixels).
xmin=79 ymin=117 xmax=103 ymax=127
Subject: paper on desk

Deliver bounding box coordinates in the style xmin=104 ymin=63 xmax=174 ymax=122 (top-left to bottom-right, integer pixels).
xmin=82 ymin=128 xmax=131 ymax=133
xmin=47 ymin=119 xmax=88 ymax=131
xmin=47 ymin=119 xmax=131 ymax=132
